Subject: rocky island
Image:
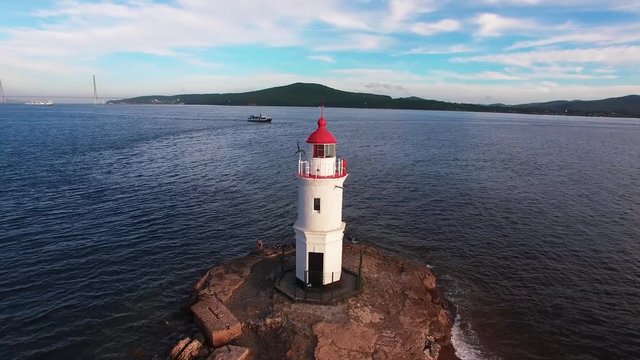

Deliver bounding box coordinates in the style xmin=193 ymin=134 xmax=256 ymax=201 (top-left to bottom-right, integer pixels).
xmin=167 ymin=243 xmax=457 ymax=360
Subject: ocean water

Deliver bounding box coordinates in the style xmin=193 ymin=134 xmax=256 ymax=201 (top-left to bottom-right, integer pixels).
xmin=1 ymin=104 xmax=639 ymax=359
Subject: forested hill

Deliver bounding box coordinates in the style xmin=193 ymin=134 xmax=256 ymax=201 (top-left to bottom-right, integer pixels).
xmin=515 ymin=95 xmax=640 ymax=117
xmin=107 ymin=83 xmax=640 ymax=118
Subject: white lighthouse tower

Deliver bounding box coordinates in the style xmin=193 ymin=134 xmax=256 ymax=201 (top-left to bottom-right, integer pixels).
xmin=294 ymin=111 xmax=348 ymax=287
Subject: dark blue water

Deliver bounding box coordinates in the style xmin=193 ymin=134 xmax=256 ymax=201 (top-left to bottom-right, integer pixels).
xmin=1 ymin=105 xmax=639 ymax=359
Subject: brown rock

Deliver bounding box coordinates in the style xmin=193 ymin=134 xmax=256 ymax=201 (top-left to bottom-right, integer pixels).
xmin=169 ymin=337 xmax=191 ymax=360
xmin=286 ymin=334 xmax=312 ymax=360
xmin=194 ymin=271 xmax=210 ymax=293
xmin=191 ymin=297 xmax=242 ymax=347
xmin=204 ymin=256 xmax=262 ymax=302
xmin=313 ymin=322 xmax=377 ymax=359
xmin=181 ymin=243 xmax=458 ymax=360
xmin=176 ymin=339 xmax=203 ymax=360
xmin=421 ymin=270 xmax=437 ymax=290
xmin=207 ymin=345 xmax=250 ymax=360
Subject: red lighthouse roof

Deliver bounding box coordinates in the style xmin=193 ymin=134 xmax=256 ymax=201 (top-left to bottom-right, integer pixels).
xmin=306 ymin=115 xmax=337 ymax=144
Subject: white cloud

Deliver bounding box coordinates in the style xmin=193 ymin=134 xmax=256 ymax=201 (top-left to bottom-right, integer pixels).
xmin=481 ymin=0 xmax=640 ymax=9
xmin=508 ymin=23 xmax=640 ymax=50
xmin=1 ymin=0 xmax=384 ymax=61
xmin=454 ymin=46 xmax=640 ymax=67
xmin=388 ymin=0 xmax=437 ymax=23
xmin=401 ymin=44 xmax=477 ymax=55
xmin=319 ymin=68 xmax=640 ymax=103
xmin=1 ymin=0 xmax=639 ymax=104
xmin=435 ymin=66 xmax=618 ymax=82
xmin=411 ymin=19 xmax=461 ymax=35
xmin=314 ymin=34 xmax=392 ymax=52
xmin=473 ymin=13 xmax=539 ymax=37
xmin=435 ymin=70 xmax=525 ymax=81
xmin=481 ymin=0 xmax=542 ymax=4
xmin=307 ymin=55 xmax=337 ymax=63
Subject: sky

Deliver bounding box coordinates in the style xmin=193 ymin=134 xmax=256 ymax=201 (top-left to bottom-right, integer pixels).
xmin=1 ymin=0 xmax=640 ymax=104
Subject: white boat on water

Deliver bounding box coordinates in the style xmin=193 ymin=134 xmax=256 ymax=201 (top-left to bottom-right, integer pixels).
xmin=247 ymin=114 xmax=272 ymax=123
xmin=25 ymin=100 xmax=54 ymax=106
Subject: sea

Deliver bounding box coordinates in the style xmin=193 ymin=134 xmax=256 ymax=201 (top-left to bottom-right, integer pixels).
xmin=1 ymin=104 xmax=639 ymax=360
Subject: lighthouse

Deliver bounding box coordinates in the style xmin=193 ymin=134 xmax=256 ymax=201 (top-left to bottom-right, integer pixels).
xmin=294 ymin=111 xmax=348 ymax=288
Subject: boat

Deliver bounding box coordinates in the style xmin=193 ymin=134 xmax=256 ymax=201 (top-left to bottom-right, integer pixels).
xmin=247 ymin=114 xmax=272 ymax=123
xmin=25 ymin=100 xmax=54 ymax=106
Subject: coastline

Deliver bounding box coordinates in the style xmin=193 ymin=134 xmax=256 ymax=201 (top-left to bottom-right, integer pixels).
xmin=168 ymin=243 xmax=458 ymax=360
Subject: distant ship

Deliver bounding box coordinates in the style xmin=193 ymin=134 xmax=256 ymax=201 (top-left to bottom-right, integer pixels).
xmin=247 ymin=114 xmax=272 ymax=123
xmin=25 ymin=100 xmax=54 ymax=106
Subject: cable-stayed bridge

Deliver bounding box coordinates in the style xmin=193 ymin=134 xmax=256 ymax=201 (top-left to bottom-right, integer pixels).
xmin=0 ymin=75 xmax=125 ymax=104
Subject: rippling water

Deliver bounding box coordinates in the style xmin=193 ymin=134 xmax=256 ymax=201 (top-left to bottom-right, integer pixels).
xmin=1 ymin=105 xmax=639 ymax=359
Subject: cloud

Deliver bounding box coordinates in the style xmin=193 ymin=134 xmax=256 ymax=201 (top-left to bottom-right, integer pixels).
xmin=388 ymin=0 xmax=437 ymax=23
xmin=473 ymin=13 xmax=539 ymax=37
xmin=401 ymin=44 xmax=477 ymax=55
xmin=2 ymin=0 xmax=384 ymax=60
xmin=507 ymin=23 xmax=640 ymax=50
xmin=480 ymin=0 xmax=640 ymax=9
xmin=314 ymin=34 xmax=392 ymax=51
xmin=411 ymin=19 xmax=461 ymax=35
xmin=330 ymin=68 xmax=424 ymax=80
xmin=319 ymin=68 xmax=639 ymax=103
xmin=435 ymin=70 xmax=525 ymax=81
xmin=2 ymin=0 xmax=639 ymax=104
xmin=454 ymin=46 xmax=640 ymax=67
xmin=307 ymin=55 xmax=337 ymax=63
xmin=480 ymin=0 xmax=543 ymax=4
xmin=434 ymin=66 xmax=618 ymax=82
xmin=363 ymin=82 xmax=409 ymax=93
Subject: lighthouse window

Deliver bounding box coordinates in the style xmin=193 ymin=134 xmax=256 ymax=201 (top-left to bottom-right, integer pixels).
xmin=314 ymin=198 xmax=321 ymax=212
xmin=313 ymin=145 xmax=324 ymax=157
xmin=313 ymin=144 xmax=336 ymax=158
xmin=325 ymin=144 xmax=336 ymax=157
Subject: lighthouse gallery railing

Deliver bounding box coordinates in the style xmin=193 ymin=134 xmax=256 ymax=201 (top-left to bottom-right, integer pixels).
xmin=297 ymin=158 xmax=347 ymax=178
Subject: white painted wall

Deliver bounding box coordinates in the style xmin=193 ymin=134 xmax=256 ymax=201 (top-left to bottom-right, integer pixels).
xmin=294 ymin=225 xmax=345 ymax=283
xmin=295 ymin=176 xmax=346 ymax=232
xmin=309 ymin=157 xmax=336 ymax=177
xmin=294 ymin=175 xmax=348 ymax=285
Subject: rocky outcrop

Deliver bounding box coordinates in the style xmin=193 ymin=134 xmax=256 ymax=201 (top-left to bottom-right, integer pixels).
xmin=170 ymin=243 xmax=457 ymax=360
xmin=207 ymin=345 xmax=250 ymax=360
xmin=313 ymin=322 xmax=377 ymax=359
xmin=170 ymin=337 xmax=205 ymax=360
xmin=191 ymin=297 xmax=242 ymax=347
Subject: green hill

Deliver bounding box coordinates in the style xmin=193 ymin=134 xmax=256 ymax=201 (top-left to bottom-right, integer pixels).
xmin=107 ymin=83 xmax=640 ymax=118
xmin=514 ymin=95 xmax=640 ymax=117
xmin=108 ymin=83 xmax=498 ymax=112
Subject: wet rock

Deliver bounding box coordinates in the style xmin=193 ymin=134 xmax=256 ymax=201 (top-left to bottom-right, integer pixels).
xmin=424 ymin=336 xmax=442 ymax=360
xmin=207 ymin=345 xmax=250 ymax=360
xmin=421 ymin=270 xmax=437 ymax=290
xmin=191 ymin=297 xmax=242 ymax=347
xmin=169 ymin=337 xmax=191 ymax=360
xmin=176 ymin=339 xmax=203 ymax=360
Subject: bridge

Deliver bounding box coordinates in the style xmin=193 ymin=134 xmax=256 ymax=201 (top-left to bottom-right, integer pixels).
xmin=0 ymin=76 xmax=125 ymax=104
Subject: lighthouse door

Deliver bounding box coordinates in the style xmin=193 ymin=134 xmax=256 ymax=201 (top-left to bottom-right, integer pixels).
xmin=308 ymin=252 xmax=324 ymax=288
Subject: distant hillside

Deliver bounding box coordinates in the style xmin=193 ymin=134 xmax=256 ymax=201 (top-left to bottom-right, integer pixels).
xmin=514 ymin=95 xmax=640 ymax=117
xmin=108 ymin=83 xmax=489 ymax=111
xmin=107 ymin=83 xmax=640 ymax=118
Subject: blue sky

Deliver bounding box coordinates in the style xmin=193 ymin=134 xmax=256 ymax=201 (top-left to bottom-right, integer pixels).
xmin=1 ymin=0 xmax=639 ymax=104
